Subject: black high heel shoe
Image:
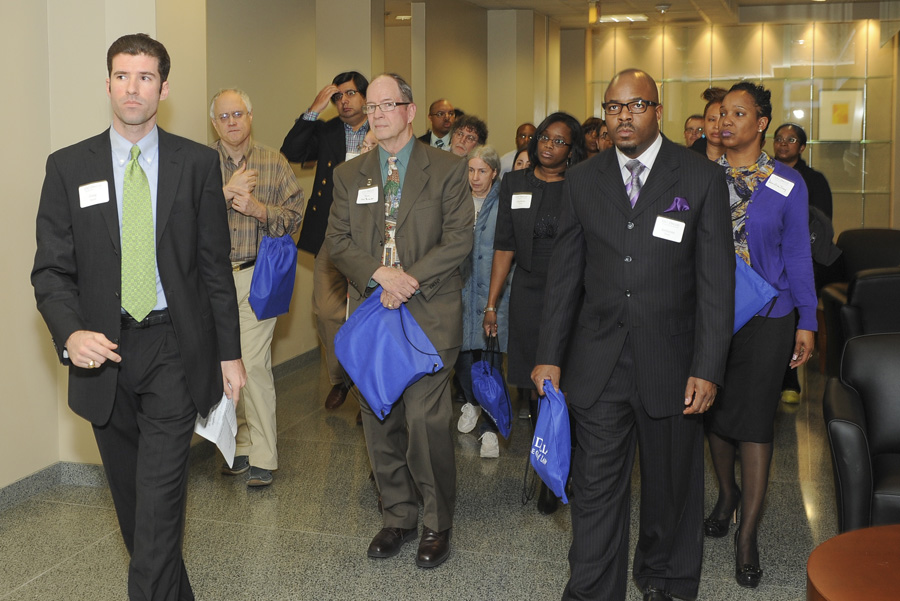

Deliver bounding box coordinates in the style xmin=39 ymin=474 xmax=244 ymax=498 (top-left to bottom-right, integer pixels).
xmin=734 ymin=529 xmax=762 ymax=588
xmin=703 ymin=492 xmax=741 ymax=538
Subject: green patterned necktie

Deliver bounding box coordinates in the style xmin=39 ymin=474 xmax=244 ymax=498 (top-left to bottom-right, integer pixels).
xmin=121 ymin=144 xmax=157 ymax=321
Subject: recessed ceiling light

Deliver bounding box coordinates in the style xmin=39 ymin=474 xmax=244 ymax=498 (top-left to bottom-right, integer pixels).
xmin=395 ymin=15 xmax=411 ymax=21
xmin=598 ymin=14 xmax=649 ymax=23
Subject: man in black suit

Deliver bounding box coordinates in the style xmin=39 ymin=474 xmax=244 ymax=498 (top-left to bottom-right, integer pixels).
xmin=417 ymin=98 xmax=455 ymax=150
xmin=281 ymin=72 xmax=369 ymax=410
xmin=532 ymin=69 xmax=734 ymax=601
xmin=32 ymin=34 xmax=245 ymax=600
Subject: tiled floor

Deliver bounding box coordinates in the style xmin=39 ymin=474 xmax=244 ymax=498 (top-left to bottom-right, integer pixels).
xmin=0 ymin=356 xmax=835 ymax=600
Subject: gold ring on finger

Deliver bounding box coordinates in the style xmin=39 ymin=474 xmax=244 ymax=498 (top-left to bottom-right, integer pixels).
xmin=88 ymin=359 xmax=96 ymax=368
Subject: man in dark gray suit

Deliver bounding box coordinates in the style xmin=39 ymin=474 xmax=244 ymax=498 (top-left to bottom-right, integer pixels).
xmin=32 ymin=34 xmax=245 ymax=600
xmin=532 ymin=69 xmax=734 ymax=601
xmin=326 ymin=73 xmax=473 ymax=569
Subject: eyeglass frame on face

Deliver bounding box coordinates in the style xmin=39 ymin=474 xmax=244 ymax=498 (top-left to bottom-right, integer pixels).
xmin=684 ymin=126 xmax=703 ymax=134
xmin=537 ymin=134 xmax=571 ymax=148
xmin=429 ymin=110 xmax=454 ymax=119
xmin=362 ymin=101 xmax=411 ymax=114
xmin=331 ymin=89 xmax=360 ymax=103
xmin=517 ymin=134 xmax=534 ymax=141
xmin=216 ymin=111 xmax=248 ymax=122
xmin=602 ymin=99 xmax=660 ymax=115
xmin=453 ymin=129 xmax=479 ymax=145
xmin=774 ymin=136 xmax=799 ymax=145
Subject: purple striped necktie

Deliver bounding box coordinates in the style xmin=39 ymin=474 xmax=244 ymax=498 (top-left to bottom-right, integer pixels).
xmin=625 ymin=159 xmax=645 ymax=207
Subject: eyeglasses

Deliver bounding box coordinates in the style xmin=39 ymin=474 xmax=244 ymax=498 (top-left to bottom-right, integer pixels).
xmin=537 ymin=134 xmax=571 ymax=148
xmin=453 ymin=130 xmax=479 ymax=144
xmin=517 ymin=134 xmax=534 ymax=141
xmin=430 ymin=111 xmax=454 ymax=119
xmin=331 ymin=89 xmax=359 ymax=103
xmin=602 ymin=99 xmax=660 ymax=115
xmin=216 ymin=111 xmax=247 ymax=122
xmin=362 ymin=101 xmax=411 ymax=114
xmin=685 ymin=127 xmax=703 ymax=134
xmin=774 ymin=136 xmax=799 ymax=144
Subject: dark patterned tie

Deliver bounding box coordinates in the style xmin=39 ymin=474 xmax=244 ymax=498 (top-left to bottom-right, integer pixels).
xmin=625 ymin=159 xmax=645 ymax=208
xmin=435 ymin=139 xmax=444 ymax=149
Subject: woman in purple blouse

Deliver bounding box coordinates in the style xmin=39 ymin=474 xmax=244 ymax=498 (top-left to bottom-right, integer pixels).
xmin=703 ymin=82 xmax=817 ymax=590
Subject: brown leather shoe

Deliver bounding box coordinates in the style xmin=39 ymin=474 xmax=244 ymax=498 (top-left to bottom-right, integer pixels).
xmin=367 ymin=527 xmax=417 ymax=559
xmin=416 ymin=527 xmax=451 ymax=568
xmin=324 ymin=383 xmax=350 ymax=410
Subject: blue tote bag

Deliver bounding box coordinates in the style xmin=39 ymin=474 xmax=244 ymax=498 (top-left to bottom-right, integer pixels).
xmin=470 ymin=337 xmax=512 ymax=439
xmin=249 ymin=234 xmax=298 ymax=320
xmin=531 ymin=381 xmax=570 ymax=504
xmin=334 ymin=287 xmax=443 ymax=420
xmin=733 ymin=256 xmax=778 ymax=334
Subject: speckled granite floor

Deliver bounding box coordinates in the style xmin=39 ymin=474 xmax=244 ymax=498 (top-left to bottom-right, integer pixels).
xmin=0 ymin=356 xmax=835 ymax=600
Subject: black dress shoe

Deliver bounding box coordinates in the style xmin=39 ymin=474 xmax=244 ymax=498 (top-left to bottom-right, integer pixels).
xmin=325 ymin=383 xmax=350 ymax=410
xmin=643 ymin=587 xmax=673 ymax=601
xmin=416 ymin=527 xmax=451 ymax=568
xmin=537 ymin=482 xmax=558 ymax=515
xmin=734 ymin=529 xmax=763 ymax=588
xmin=367 ymin=527 xmax=417 ymax=558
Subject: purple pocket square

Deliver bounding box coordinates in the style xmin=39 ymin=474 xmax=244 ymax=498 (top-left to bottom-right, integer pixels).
xmin=664 ymin=197 xmax=690 ymax=212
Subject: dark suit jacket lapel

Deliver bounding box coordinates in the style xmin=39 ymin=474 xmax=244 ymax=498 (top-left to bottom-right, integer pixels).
xmin=396 ymin=141 xmax=429 ymax=231
xmin=358 ymin=150 xmax=386 ymax=241
xmin=630 ymin=137 xmax=678 ymax=219
xmin=83 ymin=131 xmax=122 ymax=253
xmin=156 ymin=129 xmax=183 ymax=243
xmin=594 ymin=150 xmax=632 ymax=219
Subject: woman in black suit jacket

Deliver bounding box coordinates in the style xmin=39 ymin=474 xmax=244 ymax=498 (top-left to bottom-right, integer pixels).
xmin=483 ymin=112 xmax=586 ymax=513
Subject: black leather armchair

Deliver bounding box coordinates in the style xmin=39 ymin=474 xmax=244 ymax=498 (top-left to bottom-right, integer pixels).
xmin=823 ymin=333 xmax=900 ymax=533
xmin=821 ymin=229 xmax=900 ymax=375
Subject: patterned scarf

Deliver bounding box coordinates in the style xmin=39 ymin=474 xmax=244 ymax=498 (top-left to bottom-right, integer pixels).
xmin=718 ymin=152 xmax=774 ymax=265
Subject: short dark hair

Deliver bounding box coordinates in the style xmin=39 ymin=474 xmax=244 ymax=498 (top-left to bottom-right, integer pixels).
xmin=107 ymin=33 xmax=170 ymax=82
xmin=581 ymin=117 xmax=603 ymax=135
xmin=528 ymin=112 xmax=587 ymax=168
xmin=333 ymin=71 xmax=369 ymax=98
xmin=774 ymin=123 xmax=807 ymax=147
xmin=451 ymin=115 xmax=488 ymax=145
xmin=701 ymin=87 xmax=727 ymax=119
xmin=727 ymin=81 xmax=772 ymax=137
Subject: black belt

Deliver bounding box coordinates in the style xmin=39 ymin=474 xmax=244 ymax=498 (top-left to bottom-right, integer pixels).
xmin=121 ymin=309 xmax=170 ymax=329
xmin=232 ymin=259 xmax=256 ymax=271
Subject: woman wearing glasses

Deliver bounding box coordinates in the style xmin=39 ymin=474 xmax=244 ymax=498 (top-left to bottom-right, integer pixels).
xmin=483 ymin=112 xmax=586 ymax=514
xmin=703 ymin=82 xmax=816 ymax=589
xmin=772 ymin=123 xmax=832 ymax=219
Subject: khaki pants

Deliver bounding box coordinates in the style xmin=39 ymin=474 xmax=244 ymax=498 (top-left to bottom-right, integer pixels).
xmin=233 ymin=267 xmax=279 ymax=470
xmin=312 ymin=243 xmax=348 ymax=385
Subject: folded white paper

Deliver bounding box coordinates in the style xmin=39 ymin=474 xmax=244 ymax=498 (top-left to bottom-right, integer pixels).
xmin=194 ymin=393 xmax=238 ymax=467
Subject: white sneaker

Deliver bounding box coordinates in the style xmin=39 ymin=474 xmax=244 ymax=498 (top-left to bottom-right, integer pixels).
xmin=479 ymin=432 xmax=500 ymax=458
xmin=458 ymin=403 xmax=481 ymax=433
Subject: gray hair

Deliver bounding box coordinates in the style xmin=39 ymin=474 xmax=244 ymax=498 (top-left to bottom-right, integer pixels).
xmin=466 ymin=144 xmax=500 ymax=174
xmin=209 ymin=88 xmax=253 ymax=119
xmin=374 ymin=73 xmax=414 ymax=103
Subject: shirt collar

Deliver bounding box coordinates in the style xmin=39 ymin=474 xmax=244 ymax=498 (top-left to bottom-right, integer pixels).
xmin=110 ymin=125 xmax=159 ymax=167
xmin=378 ymin=135 xmax=416 ymax=169
xmin=615 ymin=132 xmax=663 ymax=174
xmin=214 ymin=137 xmax=254 ymax=168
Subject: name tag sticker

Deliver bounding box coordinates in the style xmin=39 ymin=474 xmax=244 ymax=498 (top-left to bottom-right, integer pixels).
xmin=79 ymin=181 xmax=109 ymax=208
xmin=345 ymin=151 xmax=360 ymax=162
xmin=511 ymin=193 xmax=532 ymax=209
xmin=653 ymin=215 xmax=685 ymax=243
xmin=356 ymin=186 xmax=379 ymax=204
xmin=765 ymin=173 xmax=794 ymax=197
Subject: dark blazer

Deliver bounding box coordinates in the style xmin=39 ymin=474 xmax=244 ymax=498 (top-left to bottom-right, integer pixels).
xmin=281 ymin=116 xmax=347 ymax=254
xmin=493 ymin=169 xmax=547 ymax=273
xmin=32 ymin=128 xmax=241 ymax=425
xmin=535 ymin=137 xmax=735 ymax=417
xmin=325 ymin=140 xmax=474 ymax=351
xmin=418 ymin=132 xmax=432 ymax=144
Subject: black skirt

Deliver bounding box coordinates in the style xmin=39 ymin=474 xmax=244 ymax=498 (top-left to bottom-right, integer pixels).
xmin=506 ymin=239 xmax=554 ymax=388
xmin=705 ymin=314 xmax=795 ymax=443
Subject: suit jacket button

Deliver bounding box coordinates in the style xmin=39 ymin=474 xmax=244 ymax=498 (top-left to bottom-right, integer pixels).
xmin=624 ymin=256 xmax=632 ymax=262
xmin=617 ymin=321 xmax=624 ymax=328
xmin=318 ymin=191 xmax=322 ymax=196
xmin=327 ymin=161 xmax=332 ymax=167
xmin=625 ymin=289 xmax=631 ymax=297
xmin=627 ymin=222 xmax=635 ymax=229
xmin=321 ymin=179 xmax=327 ymax=185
